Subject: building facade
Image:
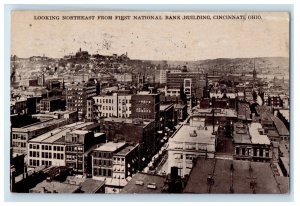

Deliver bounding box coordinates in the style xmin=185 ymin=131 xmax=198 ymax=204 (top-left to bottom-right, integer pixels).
xmin=167 ymin=117 xmax=217 ymax=177
xmin=233 ymin=122 xmax=272 ymax=162
xmin=66 ymin=81 xmax=97 ymax=119
xmin=12 ymin=119 xmax=67 ymax=155
xmin=131 ymin=93 xmax=160 ymax=121
xmin=40 ymin=97 xmax=65 ymax=113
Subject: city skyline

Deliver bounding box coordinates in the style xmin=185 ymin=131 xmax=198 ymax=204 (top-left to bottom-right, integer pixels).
xmin=11 ymin=11 xmax=289 ymax=61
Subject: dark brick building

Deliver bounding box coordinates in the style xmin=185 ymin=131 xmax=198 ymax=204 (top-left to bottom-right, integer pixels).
xmin=100 ymin=117 xmax=157 ymax=161
xmin=40 ymin=97 xmax=65 ymax=113
xmin=131 ymin=93 xmax=160 ymax=121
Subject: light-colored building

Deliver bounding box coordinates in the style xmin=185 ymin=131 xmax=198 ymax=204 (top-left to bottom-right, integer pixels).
xmin=113 ymin=73 xmax=132 ymax=83
xmin=27 ymin=122 xmax=94 ymax=167
xmin=12 ymin=119 xmax=67 ymax=155
xmin=167 ymin=117 xmax=217 ymax=177
xmin=88 ymin=93 xmax=132 ymax=121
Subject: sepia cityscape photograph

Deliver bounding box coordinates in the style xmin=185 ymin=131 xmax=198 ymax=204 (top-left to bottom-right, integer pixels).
xmin=9 ymin=11 xmax=290 ymax=194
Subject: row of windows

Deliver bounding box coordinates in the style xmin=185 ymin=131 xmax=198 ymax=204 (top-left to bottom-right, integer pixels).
xmin=67 ymin=103 xmax=82 ymax=107
xmin=67 ymin=88 xmax=83 ymax=91
xmin=113 ymin=157 xmax=125 ymax=162
xmin=41 ymin=160 xmax=52 ymax=166
xmin=12 ymin=134 xmax=26 ymax=140
xmin=29 ymin=151 xmax=39 ymax=158
xmin=93 ymin=168 xmax=112 ymax=177
xmin=135 ymin=108 xmax=151 ymax=113
xmin=118 ymin=106 xmax=130 ymax=111
xmin=12 ymin=142 xmax=26 ymax=148
xmin=29 ymin=151 xmax=64 ymax=159
xmin=29 ymin=144 xmax=39 ymax=150
xmin=66 ymin=146 xmax=83 ymax=152
xmin=53 ymin=146 xmax=64 ymax=151
xmin=134 ymin=114 xmax=153 ymax=119
xmin=118 ymin=114 xmax=130 ymax=118
xmin=95 ymin=98 xmax=113 ymax=104
xmin=29 ymin=159 xmax=40 ymax=167
xmin=235 ymin=147 xmax=270 ymax=157
xmin=66 ymin=155 xmax=83 ymax=161
xmin=93 ymin=159 xmax=112 ymax=167
xmin=53 ymin=153 xmax=64 ymax=160
xmin=119 ymin=99 xmax=130 ymax=104
xmin=41 ymin=152 xmax=52 ymax=159
xmin=93 ymin=152 xmax=113 ymax=158
xmin=41 ymin=145 xmax=52 ymax=150
xmin=113 ymin=165 xmax=125 ymax=172
xmin=136 ymin=100 xmax=152 ymax=104
xmin=103 ymin=106 xmax=113 ymax=111
xmin=174 ymin=144 xmax=206 ymax=151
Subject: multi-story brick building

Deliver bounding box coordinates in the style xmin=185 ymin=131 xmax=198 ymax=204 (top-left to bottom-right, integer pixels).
xmin=131 ymin=92 xmax=160 ymax=121
xmin=100 ymin=117 xmax=156 ymax=158
xmin=165 ymin=72 xmax=206 ymax=103
xmin=268 ymin=95 xmax=282 ymax=108
xmin=39 ymin=97 xmax=65 ymax=113
xmin=92 ymin=142 xmax=127 ymax=180
xmin=159 ymin=104 xmax=176 ymax=133
xmin=112 ymin=144 xmax=139 ymax=180
xmin=65 ymin=123 xmax=104 ymax=175
xmin=66 ymin=81 xmax=97 ymax=119
xmin=233 ymin=122 xmax=272 ymax=162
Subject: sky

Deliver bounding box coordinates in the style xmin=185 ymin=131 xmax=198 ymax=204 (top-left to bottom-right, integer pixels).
xmin=11 ymin=11 xmax=290 ymax=61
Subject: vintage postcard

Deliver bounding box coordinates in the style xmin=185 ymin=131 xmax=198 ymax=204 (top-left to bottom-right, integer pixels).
xmin=10 ymin=11 xmax=290 ymax=194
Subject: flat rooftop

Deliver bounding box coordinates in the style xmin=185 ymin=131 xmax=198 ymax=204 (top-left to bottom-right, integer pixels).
xmin=94 ymin=142 xmax=126 ymax=152
xmin=114 ymin=145 xmax=139 ymax=156
xmin=233 ymin=123 xmax=251 ymax=144
xmin=103 ymin=117 xmax=153 ymax=127
xmin=69 ymin=130 xmax=90 ymax=135
xmin=183 ymin=158 xmax=288 ymax=194
xmin=192 ymin=108 xmax=237 ymax=118
xmin=40 ymin=97 xmax=61 ymax=101
xmin=120 ymin=173 xmax=166 ymax=194
xmin=30 ymin=180 xmax=80 ymax=193
xmin=65 ymin=177 xmax=105 ymax=193
xmin=248 ymin=123 xmax=271 ymax=145
xmin=12 ymin=119 xmax=66 ymax=132
xmin=169 ymin=124 xmax=216 ymax=144
xmin=29 ymin=122 xmax=94 ymax=144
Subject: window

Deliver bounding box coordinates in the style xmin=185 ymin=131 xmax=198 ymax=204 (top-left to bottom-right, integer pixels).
xmin=242 ymin=148 xmax=246 ymax=156
xmin=253 ymin=148 xmax=257 ymax=156
xmin=259 ymin=149 xmax=263 ymax=157
xmin=236 ymin=147 xmax=240 ymax=155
